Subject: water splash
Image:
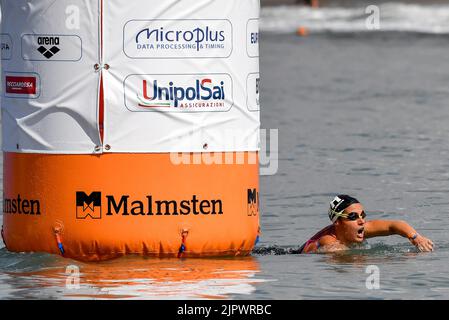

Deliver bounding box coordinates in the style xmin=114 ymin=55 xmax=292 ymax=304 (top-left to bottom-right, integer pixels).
xmin=261 ymin=3 xmax=449 ymax=34
xmin=251 ymin=241 xmax=441 ymax=256
xmin=252 ymin=245 xmax=302 ymax=255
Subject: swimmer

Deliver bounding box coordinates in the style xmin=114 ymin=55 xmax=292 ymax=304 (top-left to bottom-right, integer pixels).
xmin=299 ymin=195 xmax=434 ymax=253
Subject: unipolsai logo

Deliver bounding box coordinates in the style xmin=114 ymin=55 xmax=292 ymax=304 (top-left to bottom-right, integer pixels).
xmin=124 ymin=73 xmax=233 ymax=112
xmin=247 ymin=188 xmax=259 ymax=216
xmin=124 ymin=19 xmax=233 ymax=58
xmin=76 ymin=192 xmax=102 ymax=219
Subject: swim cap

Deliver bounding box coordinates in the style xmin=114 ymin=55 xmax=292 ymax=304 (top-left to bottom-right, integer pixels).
xmin=328 ymin=195 xmax=360 ymax=223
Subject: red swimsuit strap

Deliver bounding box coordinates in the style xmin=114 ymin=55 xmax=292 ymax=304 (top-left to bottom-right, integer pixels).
xmin=299 ymin=225 xmax=334 ymax=253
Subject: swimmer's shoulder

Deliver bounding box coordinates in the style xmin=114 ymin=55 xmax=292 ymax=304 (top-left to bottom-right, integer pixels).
xmin=318 ymin=234 xmax=337 ymax=246
xmin=302 ymin=235 xmax=337 ymax=253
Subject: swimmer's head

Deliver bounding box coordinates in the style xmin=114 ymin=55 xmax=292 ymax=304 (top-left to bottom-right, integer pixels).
xmin=329 ymin=195 xmax=366 ymax=243
xmin=328 ymin=195 xmax=360 ymax=223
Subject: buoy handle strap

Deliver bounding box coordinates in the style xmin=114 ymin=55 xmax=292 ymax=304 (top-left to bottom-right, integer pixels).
xmin=53 ymin=227 xmax=65 ymax=255
xmin=177 ymin=229 xmax=189 ymax=258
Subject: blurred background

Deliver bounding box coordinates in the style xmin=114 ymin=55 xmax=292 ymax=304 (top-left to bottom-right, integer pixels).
xmin=262 ymin=0 xmax=447 ymax=6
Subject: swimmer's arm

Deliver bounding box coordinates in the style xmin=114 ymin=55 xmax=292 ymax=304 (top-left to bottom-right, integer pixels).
xmin=364 ymin=220 xmax=434 ymax=252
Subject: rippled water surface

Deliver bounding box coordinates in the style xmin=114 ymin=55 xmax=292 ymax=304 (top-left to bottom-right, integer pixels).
xmin=1 ymin=4 xmax=449 ymax=299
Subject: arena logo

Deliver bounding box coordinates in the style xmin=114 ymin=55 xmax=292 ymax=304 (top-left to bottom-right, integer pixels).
xmin=76 ymin=192 xmax=223 ymax=218
xmin=3 ymin=194 xmax=41 ymax=215
xmin=21 ymin=34 xmax=82 ymax=61
xmin=124 ymin=20 xmax=233 ymax=58
xmin=36 ymin=36 xmax=61 ymax=59
xmin=124 ymin=74 xmax=233 ymax=112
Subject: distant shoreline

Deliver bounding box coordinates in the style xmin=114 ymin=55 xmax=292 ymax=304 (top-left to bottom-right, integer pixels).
xmin=261 ymin=0 xmax=449 ymax=6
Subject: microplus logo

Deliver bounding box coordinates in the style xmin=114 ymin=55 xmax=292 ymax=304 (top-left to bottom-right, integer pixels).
xmin=136 ymin=27 xmax=225 ymax=52
xmin=124 ymin=19 xmax=233 ymax=58
xmin=76 ymin=192 xmax=223 ymax=218
xmin=124 ymin=73 xmax=233 ymax=112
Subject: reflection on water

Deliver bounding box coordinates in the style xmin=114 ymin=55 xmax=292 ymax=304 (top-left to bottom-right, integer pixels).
xmin=0 ymin=249 xmax=267 ymax=299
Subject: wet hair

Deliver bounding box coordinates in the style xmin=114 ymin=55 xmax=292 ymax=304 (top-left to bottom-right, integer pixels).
xmin=328 ymin=195 xmax=360 ymax=223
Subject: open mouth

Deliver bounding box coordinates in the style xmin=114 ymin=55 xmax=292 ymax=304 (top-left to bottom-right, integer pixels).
xmin=357 ymin=227 xmax=365 ymax=238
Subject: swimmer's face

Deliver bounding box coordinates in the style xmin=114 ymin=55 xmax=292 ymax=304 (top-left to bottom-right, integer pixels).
xmin=335 ymin=203 xmax=366 ymax=243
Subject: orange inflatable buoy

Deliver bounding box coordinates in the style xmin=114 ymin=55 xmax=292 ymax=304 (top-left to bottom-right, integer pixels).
xmin=296 ymin=26 xmax=309 ymax=37
xmin=2 ymin=152 xmax=260 ymax=261
xmin=1 ymin=0 xmax=261 ymax=261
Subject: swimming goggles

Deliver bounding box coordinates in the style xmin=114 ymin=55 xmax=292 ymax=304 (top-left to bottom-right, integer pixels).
xmin=339 ymin=211 xmax=366 ymax=221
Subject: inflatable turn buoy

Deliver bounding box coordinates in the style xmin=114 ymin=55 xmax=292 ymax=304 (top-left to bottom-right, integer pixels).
xmin=1 ymin=0 xmax=261 ymax=261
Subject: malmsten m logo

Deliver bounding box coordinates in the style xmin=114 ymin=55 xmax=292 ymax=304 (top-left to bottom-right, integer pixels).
xmin=247 ymin=188 xmax=259 ymax=216
xmin=76 ymin=191 xmax=102 ymax=219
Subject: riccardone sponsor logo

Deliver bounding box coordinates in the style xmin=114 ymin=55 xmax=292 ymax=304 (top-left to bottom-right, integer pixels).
xmin=4 ymin=73 xmax=40 ymax=99
xmin=3 ymin=194 xmax=41 ymax=215
xmin=6 ymin=76 xmax=37 ymax=95
xmin=124 ymin=74 xmax=233 ymax=112
xmin=76 ymin=192 xmax=223 ymax=218
xmin=124 ymin=20 xmax=233 ymax=58
xmin=21 ymin=34 xmax=82 ymax=61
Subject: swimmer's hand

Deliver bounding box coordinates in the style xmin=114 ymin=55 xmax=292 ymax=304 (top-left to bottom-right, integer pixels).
xmin=410 ymin=234 xmax=434 ymax=252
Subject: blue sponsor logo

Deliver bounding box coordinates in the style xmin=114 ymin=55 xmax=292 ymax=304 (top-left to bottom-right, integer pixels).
xmin=250 ymin=32 xmax=259 ymax=44
xmin=135 ymin=26 xmax=226 ymax=52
